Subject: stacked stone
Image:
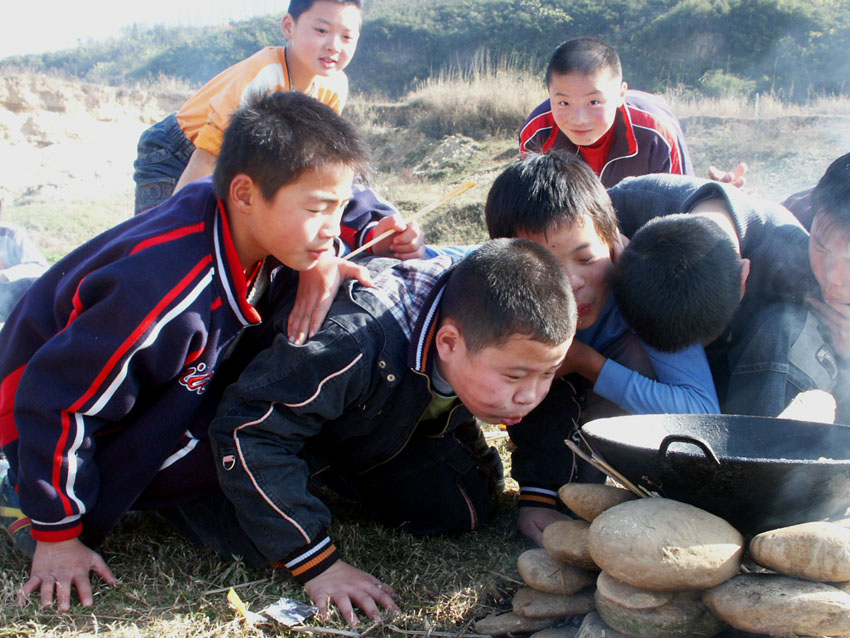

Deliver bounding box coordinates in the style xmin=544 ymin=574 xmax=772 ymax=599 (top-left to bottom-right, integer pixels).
xmin=585 ymin=497 xmax=739 ymax=637
xmin=477 ymin=484 xmax=850 ymax=637
xmin=705 ymin=520 xmax=850 ymax=637
xmin=474 ymin=484 xmax=633 ymax=638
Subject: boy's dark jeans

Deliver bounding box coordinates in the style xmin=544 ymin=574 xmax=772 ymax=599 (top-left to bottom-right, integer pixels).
xmin=133 ymin=113 xmax=195 ymax=214
xmin=163 ymin=421 xmax=503 ymax=569
xmin=709 ymin=300 xmax=842 ymax=416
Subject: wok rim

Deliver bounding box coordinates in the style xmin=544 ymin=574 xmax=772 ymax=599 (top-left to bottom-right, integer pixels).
xmin=581 ymin=414 xmax=850 ymax=466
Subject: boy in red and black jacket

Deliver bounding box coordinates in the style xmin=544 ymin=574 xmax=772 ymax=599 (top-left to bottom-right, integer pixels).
xmin=519 ymin=38 xmax=693 ymax=187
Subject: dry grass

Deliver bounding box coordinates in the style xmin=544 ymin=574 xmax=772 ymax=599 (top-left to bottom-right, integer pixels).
xmin=1 ymin=433 xmax=526 ymax=638
xmin=4 ymin=64 xmax=850 ymax=636
xmin=369 ymin=51 xmax=546 ymax=141
xmin=667 ymin=90 xmax=850 ymax=118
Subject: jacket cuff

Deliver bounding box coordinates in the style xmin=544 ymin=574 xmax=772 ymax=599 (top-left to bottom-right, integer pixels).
xmin=518 ymin=485 xmax=560 ymax=509
xmin=31 ymin=520 xmax=83 ymax=543
xmin=276 ymin=533 xmax=339 ymax=584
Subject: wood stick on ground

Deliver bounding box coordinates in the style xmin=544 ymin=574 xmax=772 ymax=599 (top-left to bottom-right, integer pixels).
xmin=342 ymin=180 xmax=477 ymax=260
xmin=202 ymin=577 xmax=271 ymax=596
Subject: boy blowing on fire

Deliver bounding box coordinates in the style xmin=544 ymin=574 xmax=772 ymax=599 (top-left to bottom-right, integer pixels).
xmin=484 ymin=152 xmax=721 ymax=544
xmin=0 ymin=91 xmax=374 ymax=610
xmin=207 ymin=238 xmax=575 ymax=623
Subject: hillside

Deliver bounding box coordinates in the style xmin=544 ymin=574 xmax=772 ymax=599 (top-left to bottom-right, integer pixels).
xmin=2 ymin=70 xmax=849 ymax=262
xmin=4 ymin=0 xmax=850 ymax=99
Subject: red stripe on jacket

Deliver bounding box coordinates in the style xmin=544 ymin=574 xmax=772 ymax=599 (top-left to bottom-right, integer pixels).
xmin=50 ymin=254 xmax=214 ymax=514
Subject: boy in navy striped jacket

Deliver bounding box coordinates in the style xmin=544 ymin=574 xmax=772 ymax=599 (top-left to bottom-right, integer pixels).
xmin=519 ymin=38 xmax=694 ymax=187
xmin=0 ymin=91 xmax=372 ymax=611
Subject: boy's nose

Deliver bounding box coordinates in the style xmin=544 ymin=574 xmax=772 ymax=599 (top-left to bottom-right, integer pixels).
xmin=515 ymin=379 xmax=544 ymax=406
xmin=322 ymin=215 xmax=342 ymax=239
xmin=326 ymin=36 xmax=342 ymax=52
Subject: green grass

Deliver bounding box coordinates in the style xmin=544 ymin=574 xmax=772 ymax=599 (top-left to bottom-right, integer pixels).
xmin=3 ymin=196 xmax=131 ymax=265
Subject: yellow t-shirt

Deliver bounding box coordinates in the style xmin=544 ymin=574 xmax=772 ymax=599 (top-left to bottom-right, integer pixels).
xmin=176 ymin=46 xmax=348 ymax=156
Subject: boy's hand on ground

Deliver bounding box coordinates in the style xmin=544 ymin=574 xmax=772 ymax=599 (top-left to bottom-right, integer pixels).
xmin=21 ymin=538 xmax=117 ymax=611
xmin=708 ymin=162 xmax=747 ymax=189
xmin=303 ymin=560 xmax=399 ymax=625
xmin=807 ymin=296 xmax=850 ymax=359
xmin=371 ymin=214 xmax=426 ymax=260
xmin=517 ymin=507 xmax=570 ymax=546
xmin=288 ymin=257 xmax=373 ymax=345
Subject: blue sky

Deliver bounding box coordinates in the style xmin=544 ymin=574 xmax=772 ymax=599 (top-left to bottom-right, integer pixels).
xmin=1 ymin=1 xmax=284 ymax=59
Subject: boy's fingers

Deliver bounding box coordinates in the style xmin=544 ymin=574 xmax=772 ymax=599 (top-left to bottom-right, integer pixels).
xmin=71 ymin=574 xmax=94 ymax=608
xmin=287 ymin=310 xmax=310 ymax=345
xmin=21 ymin=575 xmax=41 ymax=600
xmin=91 ymin=554 xmax=117 ymax=587
xmin=807 ymin=297 xmax=843 ymax=325
xmin=332 ymin=594 xmax=359 ymax=625
xmin=340 ymin=262 xmax=373 ymax=287
xmin=40 ymin=576 xmax=57 ymax=608
xmin=307 ymin=296 xmax=334 ymax=339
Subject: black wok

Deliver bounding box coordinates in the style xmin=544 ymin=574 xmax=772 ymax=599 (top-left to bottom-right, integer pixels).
xmin=580 ymin=414 xmax=850 ymax=535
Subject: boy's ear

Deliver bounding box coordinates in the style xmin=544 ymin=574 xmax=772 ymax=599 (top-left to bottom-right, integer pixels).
xmin=229 ymin=174 xmax=258 ymax=216
xmin=618 ymin=81 xmax=628 ymax=105
xmin=739 ymin=257 xmax=751 ymax=299
xmin=435 ymin=320 xmax=463 ymax=363
xmin=281 ymin=14 xmax=295 ymax=40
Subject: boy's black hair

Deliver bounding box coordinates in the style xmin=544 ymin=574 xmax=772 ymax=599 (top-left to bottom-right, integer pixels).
xmin=213 ymin=91 xmax=370 ymax=202
xmin=440 ymin=238 xmax=576 ymax=354
xmin=811 ymin=152 xmax=850 ymax=237
xmin=612 ymin=214 xmax=743 ymax=352
xmin=287 ymin=0 xmax=362 ymax=20
xmin=485 ymin=151 xmax=619 ymax=247
xmin=546 ymin=38 xmax=622 ymax=86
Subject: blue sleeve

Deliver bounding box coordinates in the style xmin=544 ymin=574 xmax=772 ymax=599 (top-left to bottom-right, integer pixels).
xmin=424 ymin=244 xmax=481 ymax=259
xmin=593 ymin=342 xmax=720 ymax=414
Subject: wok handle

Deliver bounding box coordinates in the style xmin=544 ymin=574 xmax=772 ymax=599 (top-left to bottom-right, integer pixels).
xmin=659 ymin=434 xmax=721 ymax=465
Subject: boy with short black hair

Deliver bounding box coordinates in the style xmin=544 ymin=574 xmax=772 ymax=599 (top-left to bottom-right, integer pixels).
xmin=134 ymin=0 xmax=422 ymax=265
xmin=612 ymin=213 xmax=747 ymax=352
xmin=519 ymin=38 xmax=694 ymax=187
xmin=136 ymin=0 xmax=361 ymax=211
xmin=484 ymin=152 xmax=719 ymax=545
xmin=804 ymin=153 xmax=850 ymax=342
xmin=208 ymin=238 xmax=576 ymax=623
xmin=609 ymin=172 xmax=840 ymax=418
xmin=0 ymin=91 xmax=372 ymax=611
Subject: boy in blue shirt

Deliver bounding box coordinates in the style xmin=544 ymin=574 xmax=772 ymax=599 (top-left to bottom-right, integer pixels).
xmin=0 ymin=91 xmax=373 ymax=611
xmin=484 ymin=151 xmax=720 ymax=544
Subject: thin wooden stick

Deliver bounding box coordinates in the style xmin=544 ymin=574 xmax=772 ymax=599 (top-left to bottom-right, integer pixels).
xmin=203 ymin=577 xmax=270 ymax=596
xmin=343 ymin=180 xmax=477 ymax=260
xmin=564 ymin=439 xmax=650 ymax=498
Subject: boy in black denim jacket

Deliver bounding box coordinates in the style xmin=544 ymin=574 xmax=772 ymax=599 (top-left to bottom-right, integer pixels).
xmin=208 ymin=239 xmax=576 ymax=624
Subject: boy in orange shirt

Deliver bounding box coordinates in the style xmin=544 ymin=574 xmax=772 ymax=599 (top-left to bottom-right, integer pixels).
xmin=135 ymin=0 xmax=361 ymax=212
xmin=135 ymin=0 xmax=422 ymax=341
